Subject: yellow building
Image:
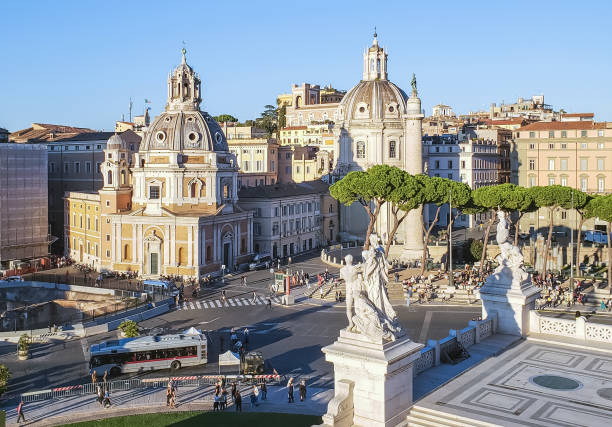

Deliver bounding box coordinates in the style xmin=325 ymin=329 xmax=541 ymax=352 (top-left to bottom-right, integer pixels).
xmin=65 ymin=51 xmax=254 ymax=278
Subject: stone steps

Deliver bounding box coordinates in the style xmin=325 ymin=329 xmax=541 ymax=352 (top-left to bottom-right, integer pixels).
xmin=406 ymin=406 xmax=496 ymax=427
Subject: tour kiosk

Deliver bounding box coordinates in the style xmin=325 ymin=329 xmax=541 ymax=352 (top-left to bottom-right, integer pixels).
xmin=273 ymin=270 xmax=294 ymax=305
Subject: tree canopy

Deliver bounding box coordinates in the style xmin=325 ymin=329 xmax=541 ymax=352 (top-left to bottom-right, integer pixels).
xmin=213 ymin=114 xmax=238 ymax=123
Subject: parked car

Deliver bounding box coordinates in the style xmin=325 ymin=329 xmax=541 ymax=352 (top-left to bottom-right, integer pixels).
xmin=5 ymin=276 xmax=23 ymax=282
xmin=249 ymin=255 xmax=272 ymax=271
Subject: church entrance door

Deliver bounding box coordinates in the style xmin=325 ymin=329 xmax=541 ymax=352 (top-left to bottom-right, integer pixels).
xmin=150 ymin=253 xmax=159 ymax=275
xmin=223 ymin=243 xmax=231 ymax=270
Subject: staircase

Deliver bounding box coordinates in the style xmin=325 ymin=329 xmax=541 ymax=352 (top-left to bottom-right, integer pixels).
xmin=406 ymin=405 xmax=497 ymax=427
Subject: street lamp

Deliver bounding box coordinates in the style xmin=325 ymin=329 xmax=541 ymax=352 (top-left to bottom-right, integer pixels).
xmin=570 ymin=189 xmax=574 ymax=292
xmin=449 ymin=187 xmax=454 ymax=289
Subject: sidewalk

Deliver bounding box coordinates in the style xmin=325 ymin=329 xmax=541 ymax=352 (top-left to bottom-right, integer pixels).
xmin=2 ymin=384 xmax=333 ymax=426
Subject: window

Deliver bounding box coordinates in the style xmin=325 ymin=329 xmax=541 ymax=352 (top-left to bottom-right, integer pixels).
xmin=285 ymin=166 xmax=290 ymax=174
xmin=254 ymin=208 xmax=261 ymax=217
xmin=243 ymin=161 xmax=249 ymax=171
xmin=549 ymin=143 xmax=554 ymax=149
xmin=107 ymin=170 xmax=112 ymax=184
xmin=529 ymin=159 xmax=535 ymax=170
xmin=296 ymin=166 xmax=301 ymax=174
xmin=95 ymin=218 xmax=98 ymax=231
xmin=598 ymin=142 xmax=604 ymax=149
xmin=106 ymin=250 xmax=110 ymax=258
xmin=529 ymin=143 xmax=535 ymax=149
xmin=598 ymin=159 xmax=605 ymax=171
xmin=282 ymin=206 xmax=287 ymax=215
xmin=560 ymin=159 xmax=568 ymax=170
xmin=561 ymin=176 xmax=568 ymax=186
xmin=561 ymin=131 xmax=567 ymax=138
xmin=49 ymin=162 xmax=55 ymax=173
xmin=548 ymin=177 xmax=555 ymax=186
xmin=529 ymin=176 xmax=536 ymax=187
xmin=581 ymin=130 xmax=587 ymax=137
xmin=86 ymin=162 xmax=91 ymax=173
xmin=581 ymin=143 xmax=587 ymax=149
xmin=435 ymin=160 xmax=440 ymax=169
xmin=271 ymin=161 xmax=275 ymax=171
xmin=561 ymin=143 xmax=567 ymax=149
xmin=580 ymin=158 xmax=588 ymax=171
xmin=549 ymin=131 xmax=554 ymax=138
xmin=255 ymin=160 xmax=262 ymax=171
xmin=461 ymin=160 xmax=465 ymax=169
xmin=548 ymin=159 xmax=555 ymax=171
xmin=598 ymin=178 xmax=605 ymax=192
xmin=356 ymin=141 xmax=366 ymax=158
xmin=389 ymin=141 xmax=396 ymax=158
xmin=447 ymin=160 xmax=453 ymax=169
xmin=447 ymin=173 xmax=453 ymax=179
xmin=272 ymin=222 xmax=279 ymax=235
xmin=561 ymin=211 xmax=567 ymax=220
xmin=274 ymin=207 xmax=279 ymax=216
xmin=253 ymin=223 xmax=261 ymax=236
xmin=64 ymin=163 xmax=69 ymax=173
xmin=149 ymin=186 xmax=160 ymax=199
xmin=96 ymin=162 xmax=101 ymax=173
xmin=581 ymin=177 xmax=587 ymax=192
xmin=106 ymin=234 xmax=110 ymax=241
xmin=206 ymin=246 xmax=212 ymax=261
xmin=529 ymin=131 xmax=536 ymax=138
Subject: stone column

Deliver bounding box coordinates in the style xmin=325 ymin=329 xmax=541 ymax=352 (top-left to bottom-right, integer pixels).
xmin=321 ymin=330 xmax=423 ymax=427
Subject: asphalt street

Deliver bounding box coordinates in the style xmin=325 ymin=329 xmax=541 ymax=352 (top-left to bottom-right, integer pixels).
xmin=0 ymin=254 xmax=480 ymax=396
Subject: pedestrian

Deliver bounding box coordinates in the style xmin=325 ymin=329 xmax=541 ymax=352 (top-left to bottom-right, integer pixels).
xmin=299 ymin=379 xmax=307 ymax=401
xmin=287 ymin=377 xmax=295 ymax=403
xmin=395 ymin=272 xmax=400 ymax=283
xmin=266 ymin=296 xmax=272 ymax=309
xmin=231 ymin=381 xmax=237 ymax=401
xmin=213 ymin=393 xmax=220 ymax=411
xmin=91 ymin=370 xmax=97 ymax=384
xmin=103 ymin=369 xmax=108 ymax=383
xmin=250 ymin=384 xmax=259 ymax=407
xmin=96 ymin=385 xmax=104 ymax=406
xmin=166 ymin=384 xmax=172 ymax=406
xmin=406 ymin=285 xmax=412 ymax=307
xmin=103 ymin=389 xmax=111 ymax=408
xmin=16 ymin=400 xmax=26 ymax=423
xmin=243 ymin=328 xmax=249 ymax=346
xmin=601 ymin=300 xmax=608 ymax=311
xmin=169 ymin=388 xmax=176 ymax=409
xmin=234 ymin=390 xmax=242 ymax=412
xmin=261 ymin=382 xmax=267 ymax=400
xmin=252 ymin=291 xmax=257 ymax=303
xmin=222 ymin=289 xmax=227 ymax=302
xmin=220 ymin=388 xmax=228 ymax=410
xmin=242 ymin=276 xmax=247 ymax=287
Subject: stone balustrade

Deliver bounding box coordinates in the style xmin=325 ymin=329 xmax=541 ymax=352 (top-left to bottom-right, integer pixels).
xmin=529 ymin=310 xmax=612 ymax=343
xmin=413 ymin=313 xmax=498 ymax=377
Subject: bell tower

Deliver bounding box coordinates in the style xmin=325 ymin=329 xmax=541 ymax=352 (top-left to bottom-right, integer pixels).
xmin=100 ymin=134 xmax=132 ymax=214
xmin=363 ymin=29 xmax=388 ymax=81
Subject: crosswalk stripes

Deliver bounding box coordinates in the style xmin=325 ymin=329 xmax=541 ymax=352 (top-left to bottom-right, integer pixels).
xmin=177 ymin=295 xmax=287 ymax=311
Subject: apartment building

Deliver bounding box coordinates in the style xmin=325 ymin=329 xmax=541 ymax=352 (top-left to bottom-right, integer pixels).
xmin=278 ymin=145 xmax=333 ymax=184
xmin=228 ymin=137 xmax=279 ymax=188
xmin=0 ymin=143 xmax=48 ymax=266
xmin=515 ymin=120 xmax=612 ymax=235
xmin=238 ymin=181 xmax=338 ymax=257
xmin=279 ymin=123 xmax=334 ymax=146
xmin=281 ymin=83 xmax=345 ymax=126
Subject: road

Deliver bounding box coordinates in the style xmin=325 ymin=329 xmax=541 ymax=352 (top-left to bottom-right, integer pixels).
xmin=0 ymin=254 xmax=480 ymax=396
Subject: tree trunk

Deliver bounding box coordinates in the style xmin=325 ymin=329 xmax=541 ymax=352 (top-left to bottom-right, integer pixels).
xmin=607 ymin=222 xmax=612 ymax=296
xmin=575 ymin=215 xmax=585 ymax=278
xmin=513 ymin=212 xmax=525 ymax=247
xmin=478 ymin=213 xmax=495 ymax=275
xmin=363 ymin=199 xmax=382 ymax=250
xmin=385 ymin=208 xmax=408 ymax=256
xmin=420 ymin=206 xmax=441 ymax=276
xmin=542 ymin=206 xmax=556 ymax=275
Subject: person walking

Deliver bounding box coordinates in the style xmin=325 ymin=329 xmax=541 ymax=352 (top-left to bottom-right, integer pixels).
xmin=91 ymin=370 xmax=97 ymax=384
xmin=260 ymin=382 xmax=267 ymax=400
xmin=231 ymin=381 xmax=237 ymax=401
xmin=16 ymin=400 xmax=26 ymax=423
xmin=166 ymin=384 xmax=173 ymax=406
xmin=103 ymin=389 xmax=111 ymax=408
xmin=213 ymin=393 xmax=220 ymax=411
xmin=287 ymin=377 xmax=295 ymax=403
xmin=96 ymin=385 xmax=104 ymax=406
xmin=234 ymin=390 xmax=242 ymax=412
xmin=103 ymin=369 xmax=108 ymax=383
xmin=242 ymin=276 xmax=247 ymax=287
xmin=266 ymin=296 xmax=272 ymax=309
xmin=250 ymin=384 xmax=259 ymax=407
xmin=251 ymin=291 xmax=257 ymax=303
xmin=169 ymin=388 xmax=176 ymax=409
xmin=299 ymin=379 xmax=307 ymax=401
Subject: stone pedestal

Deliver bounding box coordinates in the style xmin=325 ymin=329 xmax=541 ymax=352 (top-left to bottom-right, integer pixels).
xmin=479 ymin=269 xmax=539 ymax=337
xmin=282 ymin=294 xmax=295 ymax=305
xmin=320 ymin=330 xmax=423 ymax=427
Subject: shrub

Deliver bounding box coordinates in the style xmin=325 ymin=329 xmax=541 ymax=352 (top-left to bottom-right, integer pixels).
xmin=470 ymin=240 xmax=484 ymax=262
xmin=0 ymin=364 xmax=9 ymax=396
xmin=17 ymin=334 xmax=30 ymax=352
xmin=118 ymin=320 xmax=139 ymax=338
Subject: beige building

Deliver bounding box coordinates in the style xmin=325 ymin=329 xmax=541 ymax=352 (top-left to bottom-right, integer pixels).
xmin=283 ymin=83 xmax=345 ymax=126
xmin=65 ymin=50 xmax=254 ymax=278
xmin=515 ymin=120 xmax=612 ymax=235
xmin=0 ymin=143 xmax=48 ymax=266
xmin=228 ymin=137 xmax=279 ymax=188
xmin=238 ymin=180 xmax=338 ymax=257
xmin=278 ymin=145 xmax=333 ymax=184
xmin=279 ymin=123 xmax=334 ymax=147
xmin=490 ymin=95 xmax=559 ymax=121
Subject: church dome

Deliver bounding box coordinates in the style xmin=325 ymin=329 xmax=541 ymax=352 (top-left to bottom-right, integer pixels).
xmin=107 ymin=133 xmax=125 ymax=149
xmin=338 ymin=79 xmax=409 ymax=122
xmin=138 ymin=49 xmax=229 ymax=153
xmin=140 ymin=110 xmax=228 ymax=152
xmin=336 ymin=33 xmax=409 ymax=122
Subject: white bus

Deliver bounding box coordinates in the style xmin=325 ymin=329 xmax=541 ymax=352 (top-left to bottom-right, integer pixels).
xmin=89 ymin=333 xmax=207 ymax=376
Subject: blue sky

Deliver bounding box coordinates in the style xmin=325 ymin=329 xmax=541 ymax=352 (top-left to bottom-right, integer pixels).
xmin=1 ymin=0 xmax=611 ymax=131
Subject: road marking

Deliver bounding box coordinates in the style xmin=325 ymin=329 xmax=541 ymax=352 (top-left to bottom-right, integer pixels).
xmin=235 ymin=299 xmax=243 ymax=306
xmin=195 ymin=301 xmax=201 ymax=309
xmin=215 ymin=300 xmax=222 ymax=308
xmin=242 ymin=299 xmax=250 ymax=306
xmin=272 ymin=296 xmax=281 ymax=303
xmin=224 ymin=300 xmax=230 ymax=307
xmin=229 ymin=299 xmax=236 ymax=306
xmin=419 ymin=311 xmax=433 ymax=343
xmin=189 ymin=302 xmax=195 ymax=309
xmin=199 ymin=316 xmax=219 ymax=325
xmin=183 ymin=302 xmax=188 ymax=310
xmin=202 ymin=301 xmax=209 ymax=308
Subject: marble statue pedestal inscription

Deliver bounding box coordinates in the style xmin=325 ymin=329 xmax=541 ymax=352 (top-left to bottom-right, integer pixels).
xmin=322 ymin=330 xmax=423 ymax=427
xmin=480 ymin=211 xmax=540 ymax=336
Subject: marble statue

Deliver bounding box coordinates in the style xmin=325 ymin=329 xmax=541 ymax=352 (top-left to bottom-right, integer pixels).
xmin=340 ymin=234 xmax=404 ymax=342
xmin=489 ymin=210 xmax=529 ymax=286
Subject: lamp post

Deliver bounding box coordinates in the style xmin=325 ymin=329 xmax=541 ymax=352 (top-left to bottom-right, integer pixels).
xmin=570 ymin=189 xmax=574 ymax=292
xmin=449 ymin=188 xmax=454 ymax=289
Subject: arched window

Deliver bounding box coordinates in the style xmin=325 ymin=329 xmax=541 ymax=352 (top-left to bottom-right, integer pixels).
xmin=389 ymin=141 xmax=396 ymax=158
xmin=370 ymin=59 xmax=375 ymax=72
xmin=107 ymin=170 xmax=112 ymax=185
xmin=377 ymin=58 xmax=381 ymax=73
xmin=190 ymin=182 xmax=197 ymax=198
xmin=356 ymin=141 xmax=366 ymax=159
xmin=121 ymin=170 xmax=126 ymax=185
